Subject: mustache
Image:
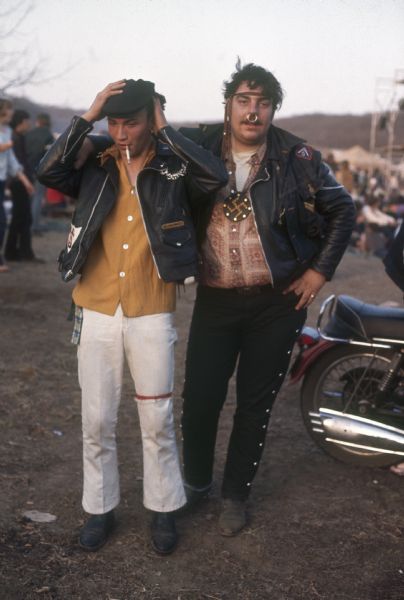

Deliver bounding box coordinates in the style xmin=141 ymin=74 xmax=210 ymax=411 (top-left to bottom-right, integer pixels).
xmin=241 ymin=119 xmax=263 ymax=126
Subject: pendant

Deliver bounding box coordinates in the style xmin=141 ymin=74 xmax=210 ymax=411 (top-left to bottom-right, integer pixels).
xmin=223 ymin=191 xmax=252 ymax=222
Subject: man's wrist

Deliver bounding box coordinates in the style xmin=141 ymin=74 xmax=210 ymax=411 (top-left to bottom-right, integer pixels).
xmin=80 ymin=112 xmax=97 ymax=124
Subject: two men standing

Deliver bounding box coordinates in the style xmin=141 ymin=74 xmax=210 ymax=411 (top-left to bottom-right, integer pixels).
xmin=39 ymin=64 xmax=354 ymax=553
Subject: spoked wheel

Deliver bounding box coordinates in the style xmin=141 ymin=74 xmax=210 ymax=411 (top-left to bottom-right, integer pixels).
xmin=301 ymin=345 xmax=404 ymax=466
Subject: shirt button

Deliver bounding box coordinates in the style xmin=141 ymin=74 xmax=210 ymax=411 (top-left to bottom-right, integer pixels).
xmin=123 ymin=243 xmax=129 ymax=250
xmin=127 ymin=215 xmax=134 ymax=222
xmin=232 ymin=228 xmax=237 ymax=233
xmin=119 ymin=271 xmax=126 ymax=278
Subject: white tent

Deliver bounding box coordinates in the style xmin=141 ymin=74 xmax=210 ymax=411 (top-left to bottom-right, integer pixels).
xmin=332 ymin=145 xmax=388 ymax=169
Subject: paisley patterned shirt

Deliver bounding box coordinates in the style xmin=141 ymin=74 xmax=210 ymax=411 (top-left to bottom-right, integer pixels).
xmin=199 ymin=143 xmax=272 ymax=288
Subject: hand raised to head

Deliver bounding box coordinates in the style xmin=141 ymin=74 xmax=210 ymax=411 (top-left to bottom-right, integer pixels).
xmin=81 ymin=80 xmax=126 ymax=124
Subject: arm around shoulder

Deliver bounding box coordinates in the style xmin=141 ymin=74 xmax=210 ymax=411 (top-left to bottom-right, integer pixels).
xmin=158 ymin=125 xmax=228 ymax=194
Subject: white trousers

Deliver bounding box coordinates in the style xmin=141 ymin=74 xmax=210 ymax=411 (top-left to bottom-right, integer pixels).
xmin=77 ymin=305 xmax=186 ymax=514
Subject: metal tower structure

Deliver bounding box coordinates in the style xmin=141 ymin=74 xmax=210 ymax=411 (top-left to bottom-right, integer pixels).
xmin=369 ymin=69 xmax=404 ymax=190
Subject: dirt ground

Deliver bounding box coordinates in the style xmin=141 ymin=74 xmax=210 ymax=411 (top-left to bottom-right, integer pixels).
xmin=1 ymin=222 xmax=404 ymax=600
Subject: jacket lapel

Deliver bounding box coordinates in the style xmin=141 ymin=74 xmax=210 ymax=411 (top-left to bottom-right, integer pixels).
xmin=101 ymin=156 xmax=120 ymax=190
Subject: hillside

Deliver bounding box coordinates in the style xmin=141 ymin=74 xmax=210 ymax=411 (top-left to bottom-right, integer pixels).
xmin=12 ymin=96 xmax=404 ymax=151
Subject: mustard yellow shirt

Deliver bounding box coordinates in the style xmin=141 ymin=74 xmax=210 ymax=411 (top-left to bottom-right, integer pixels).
xmin=72 ymin=148 xmax=176 ymax=316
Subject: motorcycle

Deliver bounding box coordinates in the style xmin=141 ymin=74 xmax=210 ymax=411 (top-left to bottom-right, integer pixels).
xmin=290 ymin=294 xmax=404 ymax=466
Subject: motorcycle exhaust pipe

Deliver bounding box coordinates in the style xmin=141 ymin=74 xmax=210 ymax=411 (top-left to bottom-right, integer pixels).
xmin=309 ymin=408 xmax=404 ymax=455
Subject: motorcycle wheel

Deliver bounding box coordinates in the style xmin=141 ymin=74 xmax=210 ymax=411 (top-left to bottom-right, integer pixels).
xmin=301 ymin=344 xmax=403 ymax=466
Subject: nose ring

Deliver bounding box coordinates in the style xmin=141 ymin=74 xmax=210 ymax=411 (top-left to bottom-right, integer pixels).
xmin=246 ymin=113 xmax=258 ymax=123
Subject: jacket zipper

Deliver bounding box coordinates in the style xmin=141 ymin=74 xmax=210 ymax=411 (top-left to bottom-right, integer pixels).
xmin=64 ymin=174 xmax=109 ymax=279
xmin=249 ymin=167 xmax=274 ymax=286
xmin=61 ymin=119 xmax=92 ymax=164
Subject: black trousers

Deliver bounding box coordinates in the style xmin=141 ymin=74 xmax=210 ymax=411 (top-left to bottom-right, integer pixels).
xmin=5 ymin=179 xmax=34 ymax=260
xmin=182 ymin=284 xmax=306 ymax=501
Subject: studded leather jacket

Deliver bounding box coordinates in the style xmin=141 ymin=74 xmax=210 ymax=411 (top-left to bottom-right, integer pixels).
xmin=37 ymin=117 xmax=228 ymax=282
xmin=180 ymin=123 xmax=356 ymax=283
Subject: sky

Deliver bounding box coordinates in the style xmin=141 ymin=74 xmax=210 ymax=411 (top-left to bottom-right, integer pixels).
xmin=2 ymin=0 xmax=404 ymax=121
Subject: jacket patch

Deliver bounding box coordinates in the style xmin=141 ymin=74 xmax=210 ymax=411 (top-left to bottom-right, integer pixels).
xmin=160 ymin=163 xmax=187 ymax=180
xmin=161 ymin=220 xmax=185 ymax=230
xmin=295 ymin=146 xmax=313 ymax=160
xmin=66 ymin=225 xmax=82 ymax=253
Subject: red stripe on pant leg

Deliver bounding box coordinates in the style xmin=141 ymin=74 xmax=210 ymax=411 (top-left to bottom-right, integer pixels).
xmin=135 ymin=391 xmax=173 ymax=400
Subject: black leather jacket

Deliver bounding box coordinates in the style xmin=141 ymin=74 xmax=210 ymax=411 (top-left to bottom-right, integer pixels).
xmin=384 ymin=221 xmax=404 ymax=292
xmin=180 ymin=123 xmax=356 ymax=283
xmin=37 ymin=117 xmax=228 ymax=282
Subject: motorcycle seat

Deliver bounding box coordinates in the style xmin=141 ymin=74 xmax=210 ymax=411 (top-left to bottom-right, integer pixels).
xmin=324 ymin=294 xmax=404 ymax=342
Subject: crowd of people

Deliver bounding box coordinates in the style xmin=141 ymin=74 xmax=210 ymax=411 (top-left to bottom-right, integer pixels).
xmin=325 ymin=153 xmax=404 ymax=257
xmin=0 ymin=99 xmax=55 ymax=272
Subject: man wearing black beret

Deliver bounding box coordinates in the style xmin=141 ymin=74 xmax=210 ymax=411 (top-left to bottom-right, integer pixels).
xmin=37 ymin=79 xmax=227 ymax=554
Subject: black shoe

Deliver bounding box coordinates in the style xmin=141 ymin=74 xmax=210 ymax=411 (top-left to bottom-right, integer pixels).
xmin=4 ymin=252 xmax=21 ymax=262
xmin=79 ymin=510 xmax=115 ymax=551
xmin=150 ymin=512 xmax=178 ymax=555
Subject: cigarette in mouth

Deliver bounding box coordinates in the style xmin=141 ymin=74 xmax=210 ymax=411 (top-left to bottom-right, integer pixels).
xmin=125 ymin=145 xmax=131 ymax=163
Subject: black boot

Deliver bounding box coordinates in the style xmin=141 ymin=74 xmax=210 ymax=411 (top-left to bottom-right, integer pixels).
xmin=150 ymin=512 xmax=178 ymax=555
xmin=79 ymin=510 xmax=115 ymax=551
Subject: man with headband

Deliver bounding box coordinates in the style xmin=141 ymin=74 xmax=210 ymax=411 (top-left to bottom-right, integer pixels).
xmin=37 ymin=79 xmax=227 ymax=553
xmin=180 ymin=63 xmax=355 ymax=535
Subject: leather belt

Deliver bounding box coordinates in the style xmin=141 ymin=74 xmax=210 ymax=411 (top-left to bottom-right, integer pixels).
xmin=228 ymin=284 xmax=273 ymax=296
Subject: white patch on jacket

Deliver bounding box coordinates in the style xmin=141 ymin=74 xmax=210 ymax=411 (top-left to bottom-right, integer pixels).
xmin=66 ymin=225 xmax=82 ymax=253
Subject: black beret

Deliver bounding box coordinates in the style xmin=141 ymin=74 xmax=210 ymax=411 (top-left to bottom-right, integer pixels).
xmin=102 ymin=79 xmax=165 ymax=118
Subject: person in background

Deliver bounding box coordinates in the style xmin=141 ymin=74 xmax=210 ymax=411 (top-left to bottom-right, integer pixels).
xmin=324 ymin=152 xmax=338 ymax=176
xmin=25 ymin=113 xmax=54 ymax=234
xmin=336 ymin=160 xmax=354 ymax=193
xmin=0 ymin=100 xmax=33 ymax=272
xmin=362 ymin=195 xmax=397 ymax=256
xmin=5 ymin=109 xmax=36 ymax=262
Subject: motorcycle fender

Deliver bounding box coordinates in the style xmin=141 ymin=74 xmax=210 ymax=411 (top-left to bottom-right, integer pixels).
xmin=289 ymin=339 xmax=336 ymax=384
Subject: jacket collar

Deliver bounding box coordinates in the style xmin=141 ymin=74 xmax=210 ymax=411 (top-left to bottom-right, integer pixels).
xmin=146 ymin=138 xmax=176 ymax=169
xmin=267 ymin=125 xmax=305 ymax=160
xmin=195 ymin=122 xmax=305 ymax=161
xmin=99 ymin=137 xmax=177 ymax=187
